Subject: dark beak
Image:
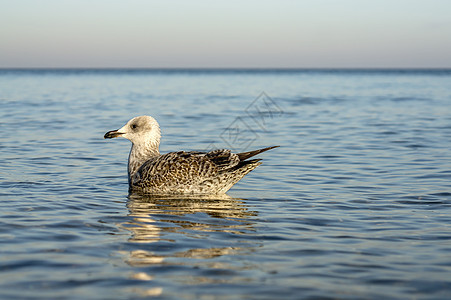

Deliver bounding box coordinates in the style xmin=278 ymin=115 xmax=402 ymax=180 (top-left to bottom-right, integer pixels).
xmin=104 ymin=130 xmax=124 ymax=139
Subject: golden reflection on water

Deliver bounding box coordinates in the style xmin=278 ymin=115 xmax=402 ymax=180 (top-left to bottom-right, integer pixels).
xmin=123 ymin=193 xmax=257 ymax=244
xmin=118 ymin=193 xmax=258 ymax=296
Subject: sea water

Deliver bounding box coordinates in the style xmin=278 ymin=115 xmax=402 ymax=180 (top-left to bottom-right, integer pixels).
xmin=1 ymin=69 xmax=450 ymax=299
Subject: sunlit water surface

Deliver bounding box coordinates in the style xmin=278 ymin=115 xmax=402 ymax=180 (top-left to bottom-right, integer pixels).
xmin=1 ymin=69 xmax=451 ymax=299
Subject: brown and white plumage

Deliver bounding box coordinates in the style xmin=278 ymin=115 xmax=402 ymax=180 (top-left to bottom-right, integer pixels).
xmin=104 ymin=116 xmax=278 ymax=195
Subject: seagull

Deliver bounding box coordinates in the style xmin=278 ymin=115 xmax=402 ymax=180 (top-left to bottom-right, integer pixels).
xmin=104 ymin=116 xmax=278 ymax=195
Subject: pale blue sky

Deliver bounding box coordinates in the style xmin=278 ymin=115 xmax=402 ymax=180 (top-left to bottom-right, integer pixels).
xmin=1 ymin=0 xmax=450 ymax=68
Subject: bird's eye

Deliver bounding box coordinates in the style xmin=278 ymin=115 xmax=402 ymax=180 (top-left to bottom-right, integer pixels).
xmin=131 ymin=124 xmax=137 ymax=129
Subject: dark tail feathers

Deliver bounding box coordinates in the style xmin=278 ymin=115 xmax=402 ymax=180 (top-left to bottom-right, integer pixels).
xmin=237 ymin=146 xmax=279 ymax=161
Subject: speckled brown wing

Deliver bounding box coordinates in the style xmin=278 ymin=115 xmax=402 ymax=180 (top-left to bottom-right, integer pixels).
xmin=129 ymin=146 xmax=278 ymax=194
xmin=130 ymin=150 xmax=242 ymax=194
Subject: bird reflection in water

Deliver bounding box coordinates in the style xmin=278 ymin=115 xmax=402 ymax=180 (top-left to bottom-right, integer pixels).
xmin=123 ymin=193 xmax=257 ymax=244
xmin=117 ymin=192 xmax=259 ymax=295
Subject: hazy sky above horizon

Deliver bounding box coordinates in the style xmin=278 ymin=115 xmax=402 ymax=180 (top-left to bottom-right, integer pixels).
xmin=1 ymin=0 xmax=451 ymax=68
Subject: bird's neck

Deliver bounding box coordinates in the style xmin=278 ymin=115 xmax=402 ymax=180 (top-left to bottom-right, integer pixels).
xmin=128 ymin=140 xmax=160 ymax=178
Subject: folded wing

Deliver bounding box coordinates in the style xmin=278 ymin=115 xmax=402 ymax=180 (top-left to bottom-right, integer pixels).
xmin=130 ymin=146 xmax=278 ymax=194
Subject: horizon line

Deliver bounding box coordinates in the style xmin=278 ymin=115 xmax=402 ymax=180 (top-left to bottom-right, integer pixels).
xmin=1 ymin=67 xmax=451 ymax=71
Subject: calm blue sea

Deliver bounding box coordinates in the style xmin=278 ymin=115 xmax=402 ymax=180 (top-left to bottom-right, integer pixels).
xmin=1 ymin=69 xmax=451 ymax=299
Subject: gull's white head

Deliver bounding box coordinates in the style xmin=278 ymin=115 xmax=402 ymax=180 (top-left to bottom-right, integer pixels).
xmin=104 ymin=116 xmax=161 ymax=147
